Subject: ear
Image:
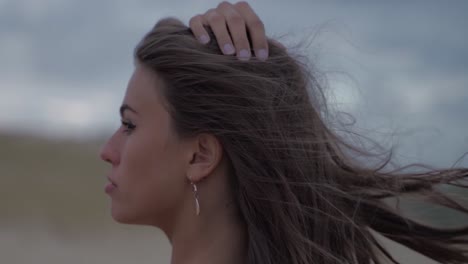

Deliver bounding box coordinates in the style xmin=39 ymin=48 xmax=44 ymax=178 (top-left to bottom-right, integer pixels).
xmin=186 ymin=133 xmax=223 ymax=183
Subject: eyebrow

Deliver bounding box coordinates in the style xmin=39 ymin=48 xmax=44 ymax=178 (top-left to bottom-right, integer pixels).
xmin=119 ymin=104 xmax=138 ymax=117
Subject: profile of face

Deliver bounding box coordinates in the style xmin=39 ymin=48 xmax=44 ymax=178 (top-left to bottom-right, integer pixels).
xmin=99 ymin=64 xmax=190 ymax=226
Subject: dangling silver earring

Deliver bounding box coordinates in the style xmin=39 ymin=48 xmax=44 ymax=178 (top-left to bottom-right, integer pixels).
xmin=191 ymin=181 xmax=200 ymax=216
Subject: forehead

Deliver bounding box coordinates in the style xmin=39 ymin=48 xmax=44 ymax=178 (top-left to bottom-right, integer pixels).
xmin=123 ymin=65 xmax=166 ymax=115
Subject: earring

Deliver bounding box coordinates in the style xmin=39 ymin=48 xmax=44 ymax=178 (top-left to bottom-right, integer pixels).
xmin=191 ymin=181 xmax=200 ymax=216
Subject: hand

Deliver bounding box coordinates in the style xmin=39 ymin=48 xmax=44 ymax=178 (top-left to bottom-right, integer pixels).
xmin=189 ymin=1 xmax=269 ymax=61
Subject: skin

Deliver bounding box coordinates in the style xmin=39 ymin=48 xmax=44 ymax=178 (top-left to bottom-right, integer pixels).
xmin=100 ymin=2 xmax=467 ymax=264
xmin=100 ymin=64 xmax=247 ymax=264
xmin=100 ymin=2 xmax=265 ymax=263
xmin=190 ymin=1 xmax=269 ymax=61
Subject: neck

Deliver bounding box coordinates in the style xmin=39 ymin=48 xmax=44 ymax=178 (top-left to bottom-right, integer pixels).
xmin=161 ymin=169 xmax=247 ymax=264
xmin=169 ymin=199 xmax=247 ymax=264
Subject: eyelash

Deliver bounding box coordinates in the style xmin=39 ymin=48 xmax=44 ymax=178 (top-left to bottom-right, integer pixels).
xmin=121 ymin=120 xmax=136 ymax=134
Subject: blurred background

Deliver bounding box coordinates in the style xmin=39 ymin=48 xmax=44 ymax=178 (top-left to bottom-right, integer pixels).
xmin=1 ymin=0 xmax=467 ymax=263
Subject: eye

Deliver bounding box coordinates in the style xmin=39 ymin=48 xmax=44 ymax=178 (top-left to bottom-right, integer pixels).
xmin=121 ymin=120 xmax=136 ymax=134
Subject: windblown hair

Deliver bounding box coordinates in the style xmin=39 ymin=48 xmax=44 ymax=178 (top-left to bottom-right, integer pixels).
xmin=134 ymin=18 xmax=468 ymax=264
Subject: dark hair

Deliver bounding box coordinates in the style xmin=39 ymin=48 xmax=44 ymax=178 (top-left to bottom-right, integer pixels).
xmin=134 ymin=17 xmax=468 ymax=264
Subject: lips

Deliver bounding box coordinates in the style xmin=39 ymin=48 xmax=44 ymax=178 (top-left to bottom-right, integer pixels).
xmin=104 ymin=174 xmax=118 ymax=194
xmin=107 ymin=175 xmax=118 ymax=187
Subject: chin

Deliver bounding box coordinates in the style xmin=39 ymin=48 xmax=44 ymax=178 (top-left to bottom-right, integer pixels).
xmin=110 ymin=204 xmax=140 ymax=224
xmin=110 ymin=205 xmax=157 ymax=226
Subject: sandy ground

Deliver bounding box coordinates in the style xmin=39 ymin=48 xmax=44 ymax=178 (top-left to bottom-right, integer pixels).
xmin=0 ymin=222 xmax=440 ymax=264
xmin=0 ymin=134 xmax=461 ymax=263
xmin=0 ymin=222 xmax=171 ymax=264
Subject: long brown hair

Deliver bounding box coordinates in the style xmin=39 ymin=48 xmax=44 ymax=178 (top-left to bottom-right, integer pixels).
xmin=134 ymin=17 xmax=468 ymax=264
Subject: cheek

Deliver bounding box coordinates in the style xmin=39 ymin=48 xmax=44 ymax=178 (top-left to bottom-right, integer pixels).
xmin=111 ymin=133 xmax=186 ymax=223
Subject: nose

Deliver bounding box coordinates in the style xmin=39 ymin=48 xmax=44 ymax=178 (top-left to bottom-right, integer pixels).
xmin=99 ymin=134 xmax=120 ymax=165
xmin=99 ymin=144 xmax=112 ymax=163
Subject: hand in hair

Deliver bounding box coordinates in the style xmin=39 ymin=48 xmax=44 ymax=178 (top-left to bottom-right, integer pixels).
xmin=189 ymin=1 xmax=269 ymax=61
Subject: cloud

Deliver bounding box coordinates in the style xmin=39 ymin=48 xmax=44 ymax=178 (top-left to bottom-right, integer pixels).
xmin=0 ymin=76 xmax=123 ymax=138
xmin=1 ymin=0 xmax=467 ymax=166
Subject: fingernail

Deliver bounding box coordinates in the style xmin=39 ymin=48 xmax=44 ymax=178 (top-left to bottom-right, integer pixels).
xmin=257 ymin=49 xmax=268 ymax=61
xmin=238 ymin=49 xmax=251 ymax=61
xmin=223 ymin=43 xmax=235 ymax=55
xmin=199 ymin=35 xmax=210 ymax=44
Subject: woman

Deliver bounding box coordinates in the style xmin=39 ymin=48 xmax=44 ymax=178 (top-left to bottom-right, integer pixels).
xmin=100 ymin=2 xmax=468 ymax=264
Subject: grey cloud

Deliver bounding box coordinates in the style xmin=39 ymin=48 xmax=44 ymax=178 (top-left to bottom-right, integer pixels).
xmin=0 ymin=0 xmax=467 ymax=166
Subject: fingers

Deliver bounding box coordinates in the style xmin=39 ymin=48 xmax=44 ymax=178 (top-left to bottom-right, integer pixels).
xmin=217 ymin=2 xmax=251 ymax=60
xmin=233 ymin=1 xmax=268 ymax=61
xmin=203 ymin=8 xmax=237 ymax=55
xmin=187 ymin=1 xmax=270 ymax=61
xmin=189 ymin=14 xmax=210 ymax=44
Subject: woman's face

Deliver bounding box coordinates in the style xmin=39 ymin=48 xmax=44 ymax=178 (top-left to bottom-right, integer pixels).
xmin=100 ymin=64 xmax=188 ymax=226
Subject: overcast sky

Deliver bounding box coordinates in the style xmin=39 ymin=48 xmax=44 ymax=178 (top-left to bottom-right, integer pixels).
xmin=1 ymin=0 xmax=467 ymax=167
